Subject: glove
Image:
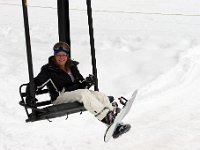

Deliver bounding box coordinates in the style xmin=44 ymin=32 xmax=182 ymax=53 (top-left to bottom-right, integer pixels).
xmin=85 ymin=74 xmax=96 ymax=84
xmin=79 ymin=74 xmax=96 ymax=89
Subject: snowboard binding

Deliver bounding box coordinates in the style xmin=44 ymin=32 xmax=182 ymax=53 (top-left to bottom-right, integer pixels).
xmin=112 ymin=123 xmax=131 ymax=139
xmin=118 ymin=96 xmax=128 ymax=106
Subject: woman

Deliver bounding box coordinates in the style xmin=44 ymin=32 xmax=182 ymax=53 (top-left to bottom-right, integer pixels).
xmin=27 ymin=42 xmax=131 ymax=138
xmin=32 ymin=42 xmax=117 ymax=125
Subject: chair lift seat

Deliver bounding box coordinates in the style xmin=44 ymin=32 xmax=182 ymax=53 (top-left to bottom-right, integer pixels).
xmin=19 ymin=84 xmax=114 ymax=122
xmin=26 ymin=102 xmax=86 ymax=122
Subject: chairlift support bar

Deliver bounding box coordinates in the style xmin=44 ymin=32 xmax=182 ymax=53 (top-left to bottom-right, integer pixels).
xmin=20 ymin=0 xmax=99 ymax=122
xmin=57 ymin=0 xmax=71 ymax=56
xmin=21 ymin=0 xmax=37 ymax=118
xmin=86 ymin=0 xmax=99 ymax=91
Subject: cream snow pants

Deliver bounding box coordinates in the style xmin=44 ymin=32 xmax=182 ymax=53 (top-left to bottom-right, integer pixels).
xmin=53 ymin=89 xmax=114 ymax=120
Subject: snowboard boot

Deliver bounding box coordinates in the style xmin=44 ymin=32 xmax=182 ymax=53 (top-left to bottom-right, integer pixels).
xmin=112 ymin=102 xmax=121 ymax=115
xmin=101 ymin=111 xmax=116 ymax=125
xmin=101 ymin=106 xmax=121 ymax=125
xmin=112 ymin=123 xmax=131 ymax=139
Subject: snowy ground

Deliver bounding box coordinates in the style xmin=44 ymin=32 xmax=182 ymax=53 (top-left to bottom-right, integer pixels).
xmin=0 ymin=0 xmax=200 ymax=150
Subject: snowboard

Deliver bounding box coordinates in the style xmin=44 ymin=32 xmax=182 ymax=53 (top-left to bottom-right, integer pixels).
xmin=104 ymin=90 xmax=138 ymax=142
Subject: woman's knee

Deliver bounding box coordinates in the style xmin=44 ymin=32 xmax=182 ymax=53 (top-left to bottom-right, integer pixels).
xmin=76 ymin=89 xmax=90 ymax=96
xmin=72 ymin=89 xmax=92 ymax=101
xmin=91 ymin=90 xmax=108 ymax=100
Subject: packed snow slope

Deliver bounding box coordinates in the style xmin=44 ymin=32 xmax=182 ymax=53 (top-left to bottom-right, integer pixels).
xmin=0 ymin=0 xmax=200 ymax=150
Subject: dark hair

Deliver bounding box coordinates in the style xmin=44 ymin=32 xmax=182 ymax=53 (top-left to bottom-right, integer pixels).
xmin=64 ymin=56 xmax=73 ymax=71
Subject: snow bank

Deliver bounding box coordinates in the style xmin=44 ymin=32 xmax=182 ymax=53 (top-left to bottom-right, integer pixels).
xmin=0 ymin=0 xmax=200 ymax=150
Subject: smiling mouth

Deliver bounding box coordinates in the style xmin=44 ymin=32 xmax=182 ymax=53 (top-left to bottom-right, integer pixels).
xmin=58 ymin=59 xmax=65 ymax=62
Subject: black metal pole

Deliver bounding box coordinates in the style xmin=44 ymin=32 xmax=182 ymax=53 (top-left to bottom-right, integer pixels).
xmin=86 ymin=0 xmax=99 ymax=91
xmin=21 ymin=0 xmax=36 ymax=116
xmin=57 ymin=0 xmax=71 ymax=56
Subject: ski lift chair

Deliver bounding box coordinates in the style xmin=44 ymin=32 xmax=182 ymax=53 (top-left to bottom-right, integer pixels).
xmin=19 ymin=83 xmax=114 ymax=122
xmin=19 ymin=0 xmax=114 ymax=122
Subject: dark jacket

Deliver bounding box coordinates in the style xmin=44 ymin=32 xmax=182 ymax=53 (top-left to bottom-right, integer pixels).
xmin=34 ymin=56 xmax=85 ymax=101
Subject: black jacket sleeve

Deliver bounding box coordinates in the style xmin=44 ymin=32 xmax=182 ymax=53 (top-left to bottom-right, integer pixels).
xmin=25 ymin=68 xmax=51 ymax=105
xmin=34 ymin=69 xmax=51 ymax=89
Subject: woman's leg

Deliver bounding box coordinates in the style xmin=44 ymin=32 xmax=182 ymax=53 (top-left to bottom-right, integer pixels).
xmin=89 ymin=90 xmax=114 ymax=111
xmin=53 ymin=89 xmax=111 ymax=120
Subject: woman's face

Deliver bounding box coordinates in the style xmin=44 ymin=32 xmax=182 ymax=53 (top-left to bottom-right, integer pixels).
xmin=55 ymin=51 xmax=68 ymax=67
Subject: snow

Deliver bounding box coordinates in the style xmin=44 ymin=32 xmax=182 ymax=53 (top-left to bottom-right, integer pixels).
xmin=0 ymin=0 xmax=200 ymax=149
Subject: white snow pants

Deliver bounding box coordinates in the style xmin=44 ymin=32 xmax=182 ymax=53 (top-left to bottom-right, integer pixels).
xmin=53 ymin=89 xmax=114 ymax=120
